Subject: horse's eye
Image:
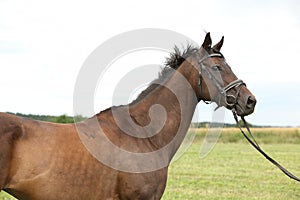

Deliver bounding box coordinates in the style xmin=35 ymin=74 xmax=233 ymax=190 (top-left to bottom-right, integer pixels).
xmin=212 ymin=65 xmax=221 ymax=71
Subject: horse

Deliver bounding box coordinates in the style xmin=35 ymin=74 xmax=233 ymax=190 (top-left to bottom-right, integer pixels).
xmin=0 ymin=32 xmax=256 ymax=200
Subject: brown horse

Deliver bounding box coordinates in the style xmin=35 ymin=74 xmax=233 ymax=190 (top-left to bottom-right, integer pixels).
xmin=0 ymin=33 xmax=256 ymax=200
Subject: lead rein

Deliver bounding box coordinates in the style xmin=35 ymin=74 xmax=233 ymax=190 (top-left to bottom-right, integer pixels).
xmin=232 ymin=109 xmax=300 ymax=182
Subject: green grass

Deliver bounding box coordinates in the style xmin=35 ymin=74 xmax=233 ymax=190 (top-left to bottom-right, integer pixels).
xmin=1 ymin=128 xmax=300 ymax=200
xmin=0 ymin=192 xmax=16 ymax=200
xmin=162 ymin=143 xmax=300 ymax=199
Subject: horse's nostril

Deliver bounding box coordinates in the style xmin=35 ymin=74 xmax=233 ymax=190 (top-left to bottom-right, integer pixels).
xmin=246 ymin=96 xmax=257 ymax=108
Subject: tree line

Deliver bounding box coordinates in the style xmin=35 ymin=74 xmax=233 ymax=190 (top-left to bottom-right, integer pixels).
xmin=7 ymin=112 xmax=86 ymax=124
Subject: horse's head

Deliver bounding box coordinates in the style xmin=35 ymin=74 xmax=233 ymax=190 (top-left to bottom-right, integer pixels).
xmin=195 ymin=33 xmax=256 ymax=116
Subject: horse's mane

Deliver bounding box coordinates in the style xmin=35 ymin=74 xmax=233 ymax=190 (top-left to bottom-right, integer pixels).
xmin=97 ymin=45 xmax=198 ymax=115
xmin=130 ymin=45 xmax=198 ymax=104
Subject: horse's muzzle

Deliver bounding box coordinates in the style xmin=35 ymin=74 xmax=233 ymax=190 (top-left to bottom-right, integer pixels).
xmin=236 ymin=92 xmax=257 ymax=116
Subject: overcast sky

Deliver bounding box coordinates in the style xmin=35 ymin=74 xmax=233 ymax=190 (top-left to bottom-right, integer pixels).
xmin=0 ymin=0 xmax=300 ymax=126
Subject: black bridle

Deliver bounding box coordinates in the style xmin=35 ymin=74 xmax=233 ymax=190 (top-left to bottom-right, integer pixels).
xmin=194 ymin=50 xmax=300 ymax=182
xmin=194 ymin=51 xmax=245 ymax=106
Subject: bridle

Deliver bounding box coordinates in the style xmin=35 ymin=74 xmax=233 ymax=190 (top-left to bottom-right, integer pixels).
xmin=193 ymin=50 xmax=300 ymax=182
xmin=193 ymin=51 xmax=245 ymax=108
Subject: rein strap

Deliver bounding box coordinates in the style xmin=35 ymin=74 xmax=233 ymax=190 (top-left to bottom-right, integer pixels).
xmin=232 ymin=110 xmax=300 ymax=182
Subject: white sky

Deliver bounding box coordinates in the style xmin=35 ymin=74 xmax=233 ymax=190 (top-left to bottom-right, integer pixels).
xmin=0 ymin=0 xmax=300 ymax=126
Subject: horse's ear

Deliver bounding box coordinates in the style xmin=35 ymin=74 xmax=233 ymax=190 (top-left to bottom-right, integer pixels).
xmin=202 ymin=32 xmax=212 ymax=50
xmin=213 ymin=36 xmax=224 ymax=51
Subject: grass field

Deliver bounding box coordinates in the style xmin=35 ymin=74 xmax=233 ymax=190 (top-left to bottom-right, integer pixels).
xmin=162 ymin=143 xmax=300 ymax=199
xmin=1 ymin=128 xmax=299 ymax=199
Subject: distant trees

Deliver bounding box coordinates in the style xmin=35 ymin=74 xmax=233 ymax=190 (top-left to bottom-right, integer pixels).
xmin=191 ymin=121 xmax=257 ymax=128
xmin=7 ymin=112 xmax=86 ymax=124
xmin=53 ymin=114 xmax=75 ymax=123
xmin=236 ymin=119 xmax=253 ymax=128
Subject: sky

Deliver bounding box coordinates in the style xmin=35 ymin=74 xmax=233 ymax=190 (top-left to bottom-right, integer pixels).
xmin=0 ymin=0 xmax=300 ymax=126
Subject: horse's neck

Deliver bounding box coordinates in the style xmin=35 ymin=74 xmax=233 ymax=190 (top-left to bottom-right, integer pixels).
xmin=129 ymin=58 xmax=199 ymax=155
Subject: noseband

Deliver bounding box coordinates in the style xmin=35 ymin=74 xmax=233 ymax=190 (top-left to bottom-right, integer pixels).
xmin=193 ymin=51 xmax=245 ymax=108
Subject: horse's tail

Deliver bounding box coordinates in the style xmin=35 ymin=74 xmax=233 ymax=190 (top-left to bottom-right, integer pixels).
xmin=0 ymin=113 xmax=23 ymax=190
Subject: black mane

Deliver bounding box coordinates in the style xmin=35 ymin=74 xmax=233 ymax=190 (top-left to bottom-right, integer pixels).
xmin=131 ymin=45 xmax=198 ymax=104
xmin=162 ymin=44 xmax=198 ymax=77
